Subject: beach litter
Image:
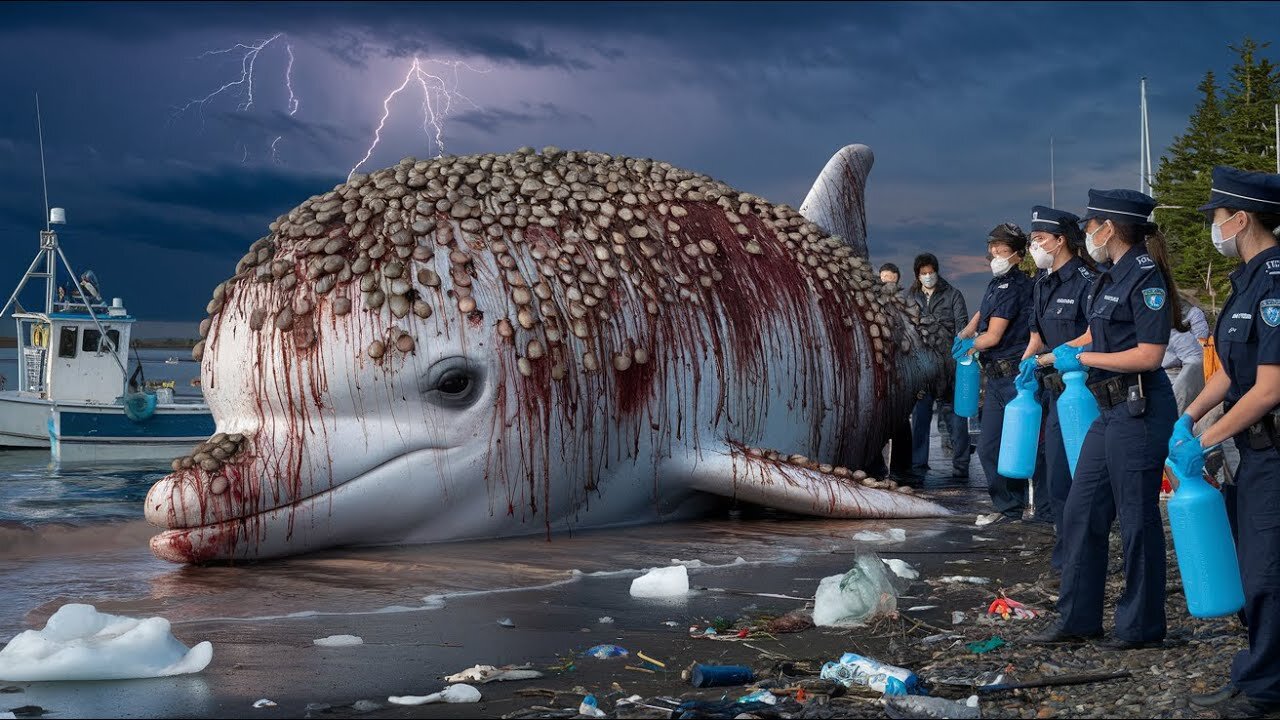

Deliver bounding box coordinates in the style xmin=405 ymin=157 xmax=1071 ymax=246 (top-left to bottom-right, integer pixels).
xmin=388 ymin=684 xmax=481 ymax=705
xmin=813 ymin=555 xmax=898 ymax=627
xmin=0 ymin=604 xmax=211 ymax=681
xmin=584 ymin=644 xmax=628 ymax=659
xmin=853 ymin=528 xmax=907 ymax=543
xmin=882 ymin=558 xmax=920 ymax=580
xmin=965 ymin=636 xmax=1006 ymax=654
xmin=312 ymin=635 xmax=363 ymax=647
xmin=497 ymin=618 xmax=516 ymax=628
xmin=629 ymin=566 xmax=689 ymax=598
xmin=252 ymin=699 xmax=277 ymax=708
xmin=987 ymin=595 xmax=1039 ymax=620
xmin=445 ymin=664 xmax=544 ymax=684
xmin=884 ymin=693 xmax=980 ymax=719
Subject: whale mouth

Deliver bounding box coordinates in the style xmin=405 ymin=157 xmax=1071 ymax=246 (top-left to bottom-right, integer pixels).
xmin=148 ymin=446 xmax=459 ymax=563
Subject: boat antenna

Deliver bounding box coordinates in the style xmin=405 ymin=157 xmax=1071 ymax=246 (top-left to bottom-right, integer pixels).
xmin=36 ymin=92 xmax=50 ymax=232
xmin=1050 ymin=135 xmax=1055 ymax=206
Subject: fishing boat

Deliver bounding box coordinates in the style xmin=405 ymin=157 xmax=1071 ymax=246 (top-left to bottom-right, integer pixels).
xmin=0 ymin=101 xmax=213 ymax=460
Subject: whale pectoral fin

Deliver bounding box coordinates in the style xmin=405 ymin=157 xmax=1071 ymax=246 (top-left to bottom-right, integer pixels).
xmin=679 ymin=446 xmax=951 ymax=519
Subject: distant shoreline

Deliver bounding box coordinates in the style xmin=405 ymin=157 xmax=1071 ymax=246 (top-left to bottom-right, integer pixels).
xmin=0 ymin=337 xmax=198 ymax=349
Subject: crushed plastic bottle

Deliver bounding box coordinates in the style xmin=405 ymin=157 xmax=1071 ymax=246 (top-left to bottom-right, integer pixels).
xmin=584 ymin=644 xmax=628 ymax=659
xmin=884 ymin=694 xmax=980 ymax=719
xmin=578 ymin=694 xmax=606 ymax=718
xmin=820 ymin=652 xmax=921 ymax=696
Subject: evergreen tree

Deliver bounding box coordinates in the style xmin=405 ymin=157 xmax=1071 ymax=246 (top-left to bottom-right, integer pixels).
xmin=1222 ymin=37 xmax=1280 ymax=171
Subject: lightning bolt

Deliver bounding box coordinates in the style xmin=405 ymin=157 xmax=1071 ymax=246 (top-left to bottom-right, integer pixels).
xmin=348 ymin=57 xmax=488 ymax=180
xmin=174 ymin=33 xmax=299 ymax=161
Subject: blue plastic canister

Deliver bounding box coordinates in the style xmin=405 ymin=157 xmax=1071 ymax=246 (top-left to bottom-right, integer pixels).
xmin=691 ymin=664 xmax=755 ymax=688
xmin=997 ymin=381 xmax=1041 ymax=479
xmin=954 ymin=356 xmax=981 ymax=418
xmin=1166 ymin=460 xmax=1245 ymax=618
xmin=1055 ymin=370 xmax=1099 ymax=477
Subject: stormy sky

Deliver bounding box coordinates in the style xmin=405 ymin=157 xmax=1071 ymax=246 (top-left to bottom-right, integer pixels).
xmin=0 ymin=1 xmax=1275 ymax=333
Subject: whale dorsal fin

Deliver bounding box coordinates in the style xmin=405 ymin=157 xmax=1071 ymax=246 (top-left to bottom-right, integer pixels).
xmin=798 ymin=144 xmax=874 ymax=258
xmin=673 ymin=444 xmax=950 ymax=519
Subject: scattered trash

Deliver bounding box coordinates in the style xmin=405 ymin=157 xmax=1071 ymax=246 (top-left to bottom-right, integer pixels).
xmin=987 ymin=595 xmax=1039 ymax=620
xmin=597 ymin=616 xmax=614 ymax=624
xmin=977 ymin=670 xmax=1133 ymax=693
xmin=905 ymin=605 xmax=938 ymax=612
xmin=853 ymin=528 xmax=907 ymax=543
xmin=672 ymin=698 xmax=781 ymax=719
xmin=972 ymin=535 xmax=995 ymax=542
xmin=0 ymin=603 xmax=212 ymax=681
xmin=636 ymin=651 xmax=666 ymax=668
xmin=350 ymin=700 xmax=382 ymax=713
xmin=584 ymin=644 xmax=628 ymax=659
xmin=497 ymin=618 xmax=516 ymax=628
xmin=966 ymin=636 xmax=1006 ymax=654
xmin=445 ymin=664 xmax=544 ymax=684
xmin=882 ymin=558 xmax=920 ymax=580
xmin=662 ymin=621 xmax=680 ymax=627
xmin=578 ymin=694 xmax=606 ymax=717
xmin=951 ymin=611 xmax=967 ymax=625
xmin=820 ymin=652 xmax=921 ymax=696
xmin=884 ymin=693 xmax=980 ymax=719
xmin=930 ymin=668 xmax=1013 ymax=688
xmin=938 ymin=576 xmax=991 ymax=585
xmin=921 ymin=633 xmax=964 ymax=646
xmin=630 ymin=565 xmax=690 ymax=598
xmin=388 ymin=684 xmax=482 ymax=705
xmin=312 ymin=634 xmax=363 ymax=647
xmin=737 ymin=689 xmax=779 ymax=705
xmin=690 ymin=663 xmax=755 ymax=688
xmin=252 ymin=699 xmax=277 ymax=709
xmin=813 ymin=554 xmax=898 ymax=627
xmin=625 ymin=665 xmax=656 ymax=674
xmin=764 ymin=611 xmax=814 ymax=634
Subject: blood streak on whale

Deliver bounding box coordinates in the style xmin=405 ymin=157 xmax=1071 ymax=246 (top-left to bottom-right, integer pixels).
xmin=145 ymin=144 xmax=950 ymax=563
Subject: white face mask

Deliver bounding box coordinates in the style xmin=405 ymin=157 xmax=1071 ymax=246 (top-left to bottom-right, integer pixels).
xmin=990 ymin=255 xmax=1013 ymax=277
xmin=920 ymin=273 xmax=938 ymax=288
xmin=1030 ymin=240 xmax=1057 ymax=270
xmin=1085 ymin=225 xmax=1110 ymax=264
xmin=1212 ymin=213 xmax=1242 ymax=258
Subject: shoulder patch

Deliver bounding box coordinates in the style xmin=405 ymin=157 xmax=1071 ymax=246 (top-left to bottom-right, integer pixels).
xmin=996 ymin=283 xmax=1009 ymax=290
xmin=1136 ymin=254 xmax=1155 ymax=269
xmin=1142 ymin=287 xmax=1166 ymax=310
xmin=1078 ymin=266 xmax=1095 ymax=281
xmin=1267 ymin=259 xmax=1280 ymax=275
xmin=1262 ymin=299 xmax=1280 ymax=327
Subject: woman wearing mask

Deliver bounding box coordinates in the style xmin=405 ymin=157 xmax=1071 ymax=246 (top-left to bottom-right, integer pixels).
xmin=1170 ymin=167 xmax=1280 ymax=719
xmin=954 ymin=223 xmax=1034 ymax=526
xmin=1016 ymin=206 xmax=1098 ymax=573
xmin=1030 ymin=189 xmax=1186 ymax=651
xmin=908 ymin=254 xmax=971 ymax=476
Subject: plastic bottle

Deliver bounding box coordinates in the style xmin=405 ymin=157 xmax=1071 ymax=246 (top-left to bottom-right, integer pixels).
xmin=690 ymin=664 xmax=755 ymax=688
xmin=1166 ymin=459 xmax=1245 ymax=618
xmin=954 ymin=355 xmax=981 ymax=418
xmin=819 ymin=653 xmax=921 ymax=696
xmin=997 ymin=380 xmax=1041 ymax=478
xmin=884 ymin=694 xmax=980 ymax=720
xmin=1055 ymin=369 xmax=1099 ymax=477
xmin=578 ymin=694 xmax=606 ymax=718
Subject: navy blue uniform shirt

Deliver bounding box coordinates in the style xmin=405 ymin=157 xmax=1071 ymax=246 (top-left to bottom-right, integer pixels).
xmin=1032 ymin=256 xmax=1097 ymax=349
xmin=1085 ymin=241 xmax=1172 ymax=381
xmin=979 ymin=269 xmax=1033 ymax=362
xmin=1215 ymin=245 xmax=1280 ymax=403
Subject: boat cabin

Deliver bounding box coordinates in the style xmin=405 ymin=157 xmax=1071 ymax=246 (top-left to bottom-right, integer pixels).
xmin=14 ymin=300 xmax=134 ymax=404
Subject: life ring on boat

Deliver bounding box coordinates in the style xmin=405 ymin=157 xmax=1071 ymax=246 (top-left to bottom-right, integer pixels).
xmin=123 ymin=391 xmax=158 ymax=422
xmin=31 ymin=324 xmax=49 ymax=347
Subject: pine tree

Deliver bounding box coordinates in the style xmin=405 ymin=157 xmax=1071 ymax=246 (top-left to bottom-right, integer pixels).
xmin=1222 ymin=37 xmax=1280 ymax=171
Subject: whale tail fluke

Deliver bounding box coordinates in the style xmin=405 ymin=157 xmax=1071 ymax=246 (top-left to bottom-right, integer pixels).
xmin=798 ymin=144 xmax=874 ymax=259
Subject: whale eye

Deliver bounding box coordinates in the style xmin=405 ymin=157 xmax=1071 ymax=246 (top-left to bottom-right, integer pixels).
xmin=423 ymin=357 xmax=484 ymax=409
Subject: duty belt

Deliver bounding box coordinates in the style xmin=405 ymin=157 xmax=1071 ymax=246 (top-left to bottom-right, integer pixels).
xmin=1037 ymin=367 xmax=1065 ymax=396
xmin=1087 ymin=373 xmax=1141 ymax=410
xmin=983 ymin=358 xmax=1019 ymax=379
xmin=1223 ymin=400 xmax=1280 ymax=451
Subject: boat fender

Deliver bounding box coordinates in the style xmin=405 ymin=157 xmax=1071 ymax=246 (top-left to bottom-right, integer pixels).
xmin=124 ymin=391 xmax=158 ymax=422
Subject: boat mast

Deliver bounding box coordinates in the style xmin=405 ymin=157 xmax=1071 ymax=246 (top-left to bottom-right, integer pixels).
xmin=1050 ymin=136 xmax=1055 ymax=207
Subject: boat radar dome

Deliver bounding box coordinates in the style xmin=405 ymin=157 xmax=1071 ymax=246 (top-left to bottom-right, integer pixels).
xmin=49 ymin=207 xmax=65 ymax=225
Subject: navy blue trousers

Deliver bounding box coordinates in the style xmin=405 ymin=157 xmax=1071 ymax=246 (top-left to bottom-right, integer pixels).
xmin=977 ymin=375 xmax=1026 ymax=517
xmin=911 ymin=393 xmax=970 ymax=472
xmin=1043 ymin=397 xmax=1073 ymax=571
xmin=1056 ymin=373 xmax=1175 ymax=643
xmin=1230 ymin=440 xmax=1280 ymax=703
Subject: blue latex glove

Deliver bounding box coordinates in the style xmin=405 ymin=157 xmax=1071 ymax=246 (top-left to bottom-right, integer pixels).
xmin=951 ymin=335 xmax=965 ymax=355
xmin=1168 ymin=413 xmax=1195 ymax=454
xmin=1016 ymin=357 xmax=1038 ymax=392
xmin=1167 ymin=435 xmax=1206 ymax=482
xmin=952 ymin=337 xmax=976 ymax=361
xmin=1053 ymin=343 xmax=1084 ymax=373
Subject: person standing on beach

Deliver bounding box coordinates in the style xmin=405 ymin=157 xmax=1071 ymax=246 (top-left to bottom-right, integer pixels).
xmin=953 ymin=223 xmax=1034 ymax=526
xmin=1016 ymin=206 xmax=1097 ymax=572
xmin=906 ymin=253 xmax=970 ymax=477
xmin=1163 ymin=295 xmax=1210 ymax=414
xmin=1171 ymin=166 xmax=1280 ymax=719
xmin=1029 ymin=188 xmax=1184 ymax=652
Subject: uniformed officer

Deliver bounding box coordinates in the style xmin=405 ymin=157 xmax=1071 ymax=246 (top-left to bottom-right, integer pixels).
xmin=1017 ymin=206 xmax=1098 ymax=572
xmin=1170 ymin=166 xmax=1280 ymax=718
xmin=1029 ymin=189 xmax=1186 ymax=650
xmin=953 ymin=223 xmax=1034 ymax=526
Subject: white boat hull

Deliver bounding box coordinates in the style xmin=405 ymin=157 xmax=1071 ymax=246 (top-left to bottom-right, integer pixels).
xmin=0 ymin=392 xmax=214 ymax=462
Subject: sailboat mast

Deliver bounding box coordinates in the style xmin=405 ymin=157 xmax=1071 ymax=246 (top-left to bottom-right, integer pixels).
xmin=1050 ymin=136 xmax=1055 ymax=206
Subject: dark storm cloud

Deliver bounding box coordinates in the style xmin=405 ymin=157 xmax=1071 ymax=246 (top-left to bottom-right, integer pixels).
xmin=127 ymin=165 xmax=345 ymax=216
xmin=453 ymin=102 xmax=594 ymax=134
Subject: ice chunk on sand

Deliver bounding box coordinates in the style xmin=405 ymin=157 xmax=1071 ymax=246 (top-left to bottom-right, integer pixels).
xmin=882 ymin=558 xmax=919 ymax=580
xmin=313 ymin=635 xmax=364 ymax=647
xmin=629 ymin=565 xmax=689 ymax=598
xmin=389 ymin=684 xmax=481 ymax=705
xmin=813 ymin=555 xmax=898 ymax=627
xmin=852 ymin=528 xmax=906 ymax=543
xmin=0 ymin=603 xmax=212 ymax=682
